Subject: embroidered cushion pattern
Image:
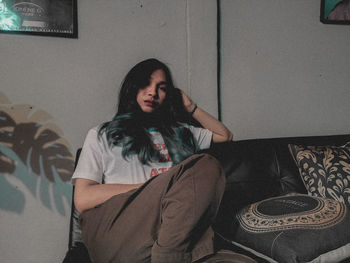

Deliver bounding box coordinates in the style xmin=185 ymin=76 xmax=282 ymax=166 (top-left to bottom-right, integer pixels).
xmin=289 ymin=143 xmax=350 ymax=207
xmin=237 ymin=194 xmax=347 ymax=233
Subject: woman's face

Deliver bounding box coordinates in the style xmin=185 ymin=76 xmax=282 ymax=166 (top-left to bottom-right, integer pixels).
xmin=136 ymin=69 xmax=168 ymax=113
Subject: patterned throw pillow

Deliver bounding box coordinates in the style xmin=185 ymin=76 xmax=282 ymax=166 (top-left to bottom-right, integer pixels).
xmin=231 ymin=194 xmax=350 ymax=263
xmin=288 ymin=143 xmax=350 ymax=207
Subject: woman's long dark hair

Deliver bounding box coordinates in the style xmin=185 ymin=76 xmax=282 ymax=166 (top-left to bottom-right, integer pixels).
xmin=99 ymin=58 xmax=195 ymax=164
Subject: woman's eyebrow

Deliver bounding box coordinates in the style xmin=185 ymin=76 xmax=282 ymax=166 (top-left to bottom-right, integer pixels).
xmin=157 ymin=81 xmax=168 ymax=86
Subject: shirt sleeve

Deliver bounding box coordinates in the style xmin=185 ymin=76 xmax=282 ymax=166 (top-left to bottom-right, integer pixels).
xmin=71 ymin=127 xmax=104 ymax=184
xmin=186 ymin=125 xmax=213 ymax=150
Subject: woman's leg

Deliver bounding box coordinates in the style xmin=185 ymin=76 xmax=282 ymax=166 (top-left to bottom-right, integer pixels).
xmin=80 ymin=153 xmax=225 ymax=263
xmin=151 ymin=154 xmax=225 ymax=263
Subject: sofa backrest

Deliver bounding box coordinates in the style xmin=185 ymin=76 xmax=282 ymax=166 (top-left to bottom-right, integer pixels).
xmin=204 ymin=134 xmax=350 ymax=232
xmin=67 ymin=149 xmax=82 ymax=249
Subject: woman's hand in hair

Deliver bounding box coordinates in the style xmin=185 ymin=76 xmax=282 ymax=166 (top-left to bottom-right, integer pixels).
xmin=177 ymin=88 xmax=196 ymax=113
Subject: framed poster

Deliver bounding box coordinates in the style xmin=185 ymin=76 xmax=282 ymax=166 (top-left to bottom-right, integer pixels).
xmin=321 ymin=0 xmax=350 ymax=24
xmin=0 ymin=0 xmax=78 ymax=38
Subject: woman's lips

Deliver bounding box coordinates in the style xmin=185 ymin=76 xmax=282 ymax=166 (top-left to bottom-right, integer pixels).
xmin=144 ymin=100 xmax=158 ymax=107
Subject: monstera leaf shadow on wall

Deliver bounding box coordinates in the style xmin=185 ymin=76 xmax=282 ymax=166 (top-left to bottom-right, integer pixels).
xmin=0 ymin=92 xmax=74 ymax=216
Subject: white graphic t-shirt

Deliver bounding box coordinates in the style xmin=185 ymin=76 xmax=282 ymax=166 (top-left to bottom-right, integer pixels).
xmin=72 ymin=125 xmax=212 ymax=185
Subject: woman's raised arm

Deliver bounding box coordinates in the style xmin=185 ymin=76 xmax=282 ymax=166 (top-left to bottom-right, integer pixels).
xmin=179 ymin=89 xmax=233 ymax=143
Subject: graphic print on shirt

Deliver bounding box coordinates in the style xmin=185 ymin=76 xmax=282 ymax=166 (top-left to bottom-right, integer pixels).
xmin=149 ymin=142 xmax=172 ymax=178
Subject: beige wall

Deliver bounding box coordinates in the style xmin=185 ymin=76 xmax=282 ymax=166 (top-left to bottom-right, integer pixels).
xmin=221 ymin=0 xmax=350 ymax=140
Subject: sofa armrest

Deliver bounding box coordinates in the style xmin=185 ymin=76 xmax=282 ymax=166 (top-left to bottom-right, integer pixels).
xmin=63 ymin=242 xmax=91 ymax=263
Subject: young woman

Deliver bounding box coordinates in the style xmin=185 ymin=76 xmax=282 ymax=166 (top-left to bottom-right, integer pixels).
xmin=72 ymin=58 xmax=233 ymax=263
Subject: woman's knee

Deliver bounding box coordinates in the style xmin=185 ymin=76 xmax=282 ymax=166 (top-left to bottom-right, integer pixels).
xmin=194 ymin=154 xmax=225 ymax=181
xmin=168 ymin=153 xmax=225 ymax=187
xmin=197 ymin=153 xmax=223 ymax=171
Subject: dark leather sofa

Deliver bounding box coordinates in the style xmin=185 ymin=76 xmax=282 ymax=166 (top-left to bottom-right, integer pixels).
xmin=63 ymin=134 xmax=350 ymax=263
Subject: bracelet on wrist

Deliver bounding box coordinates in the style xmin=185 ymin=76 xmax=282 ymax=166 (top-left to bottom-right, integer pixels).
xmin=190 ymin=104 xmax=198 ymax=116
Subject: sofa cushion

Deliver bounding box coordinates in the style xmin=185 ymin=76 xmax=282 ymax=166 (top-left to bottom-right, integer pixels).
xmin=200 ymin=249 xmax=257 ymax=263
xmin=289 ymin=143 xmax=350 ymax=207
xmin=229 ymin=194 xmax=350 ymax=263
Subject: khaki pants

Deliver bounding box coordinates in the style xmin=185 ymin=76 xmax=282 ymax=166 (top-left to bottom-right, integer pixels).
xmin=80 ymin=153 xmax=226 ymax=263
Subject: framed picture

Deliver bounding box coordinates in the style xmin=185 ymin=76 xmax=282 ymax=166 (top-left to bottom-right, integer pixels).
xmin=321 ymin=0 xmax=350 ymax=24
xmin=0 ymin=0 xmax=78 ymax=38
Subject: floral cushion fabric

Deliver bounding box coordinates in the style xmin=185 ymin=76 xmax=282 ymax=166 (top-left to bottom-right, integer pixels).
xmin=288 ymin=143 xmax=350 ymax=207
